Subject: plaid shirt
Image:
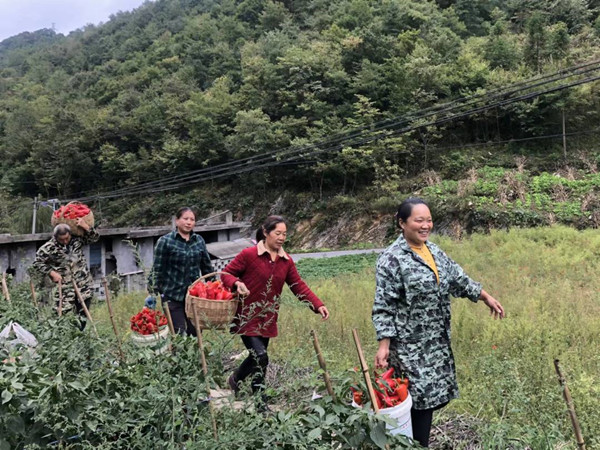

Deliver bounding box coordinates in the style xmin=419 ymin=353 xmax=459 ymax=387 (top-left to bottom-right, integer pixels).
xmin=148 ymin=231 xmax=214 ymax=302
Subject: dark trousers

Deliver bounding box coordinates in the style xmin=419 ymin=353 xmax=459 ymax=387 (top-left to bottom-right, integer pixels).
xmin=411 ymin=401 xmax=449 ymax=448
xmin=164 ymin=300 xmax=196 ymax=336
xmin=233 ymin=336 xmax=270 ymax=393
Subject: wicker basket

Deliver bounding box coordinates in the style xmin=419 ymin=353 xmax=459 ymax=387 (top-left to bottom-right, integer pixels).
xmin=51 ymin=202 xmax=95 ymax=237
xmin=185 ymin=271 xmax=239 ymax=330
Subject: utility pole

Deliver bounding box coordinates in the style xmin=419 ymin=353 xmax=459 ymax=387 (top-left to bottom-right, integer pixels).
xmin=32 ymin=195 xmax=39 ymax=234
xmin=562 ymin=108 xmax=567 ymax=160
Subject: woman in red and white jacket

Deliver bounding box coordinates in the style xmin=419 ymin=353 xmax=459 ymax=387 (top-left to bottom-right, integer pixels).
xmin=221 ymin=215 xmax=329 ymax=407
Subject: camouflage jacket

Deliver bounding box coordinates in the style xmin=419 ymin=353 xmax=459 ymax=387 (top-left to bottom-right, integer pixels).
xmin=372 ymin=234 xmax=482 ymax=409
xmin=29 ymin=228 xmax=100 ymax=305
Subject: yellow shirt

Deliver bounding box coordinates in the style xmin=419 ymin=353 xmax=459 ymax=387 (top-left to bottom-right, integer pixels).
xmin=410 ymin=244 xmax=439 ymax=283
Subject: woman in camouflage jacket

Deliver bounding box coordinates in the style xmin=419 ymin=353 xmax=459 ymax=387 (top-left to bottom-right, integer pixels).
xmin=372 ymin=198 xmax=505 ymax=448
xmin=29 ymin=219 xmax=99 ymax=329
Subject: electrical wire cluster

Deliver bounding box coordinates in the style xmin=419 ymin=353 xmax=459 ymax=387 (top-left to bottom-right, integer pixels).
xmin=56 ymin=59 xmax=600 ymax=203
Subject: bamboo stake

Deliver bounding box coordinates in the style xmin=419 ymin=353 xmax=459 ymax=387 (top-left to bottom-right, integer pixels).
xmin=1 ymin=273 xmax=11 ymax=303
xmin=192 ymin=306 xmax=218 ymax=442
xmin=29 ymin=280 xmax=39 ymax=308
xmin=352 ymin=329 xmax=380 ymax=414
xmin=163 ymin=300 xmax=176 ymax=336
xmin=352 ymin=328 xmax=390 ymax=450
xmin=156 ymin=298 xmax=173 ymax=353
xmin=554 ymin=359 xmax=586 ymax=450
xmin=72 ymin=280 xmax=99 ymax=338
xmin=57 ymin=280 xmax=64 ymax=317
xmin=310 ymin=329 xmax=335 ymax=400
xmin=102 ymin=278 xmax=125 ymax=361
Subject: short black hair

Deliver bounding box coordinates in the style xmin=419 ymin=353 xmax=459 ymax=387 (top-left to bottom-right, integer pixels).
xmin=395 ymin=198 xmax=429 ymax=225
xmin=175 ymin=207 xmax=195 ymax=220
xmin=256 ymin=215 xmax=286 ymax=242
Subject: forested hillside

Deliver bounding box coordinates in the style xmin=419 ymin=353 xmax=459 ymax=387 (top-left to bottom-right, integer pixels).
xmin=1 ymin=0 xmax=600 ymax=235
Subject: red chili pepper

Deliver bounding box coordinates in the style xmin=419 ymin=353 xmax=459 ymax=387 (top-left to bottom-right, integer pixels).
xmin=395 ymin=384 xmax=408 ymax=402
xmin=351 ymin=388 xmax=364 ymax=405
xmin=380 ymin=367 xmax=394 ymax=380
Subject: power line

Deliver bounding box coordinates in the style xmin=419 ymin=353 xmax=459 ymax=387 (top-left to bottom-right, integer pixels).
xmin=59 ymin=61 xmax=600 ymax=202
xmin=57 ymin=59 xmax=600 ymax=200
xmin=61 ymin=60 xmax=600 ymax=200
xmin=89 ymin=59 xmax=600 ymax=197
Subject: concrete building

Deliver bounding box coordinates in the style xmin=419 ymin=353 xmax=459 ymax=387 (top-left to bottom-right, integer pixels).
xmin=0 ymin=212 xmax=252 ymax=297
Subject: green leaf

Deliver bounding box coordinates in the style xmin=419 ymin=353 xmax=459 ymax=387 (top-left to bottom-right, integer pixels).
xmin=324 ymin=414 xmax=338 ymax=425
xmin=1 ymin=390 xmax=12 ymax=404
xmin=69 ymin=380 xmax=86 ymax=391
xmin=6 ymin=414 xmax=25 ymax=434
xmin=369 ymin=422 xmax=388 ymax=449
xmin=307 ymin=427 xmax=321 ymax=440
xmin=86 ymin=420 xmax=98 ymax=432
xmin=312 ymin=404 xmax=325 ymax=418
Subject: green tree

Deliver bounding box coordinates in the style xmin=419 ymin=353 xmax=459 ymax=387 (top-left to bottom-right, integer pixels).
xmin=524 ymin=12 xmax=548 ymax=72
xmin=484 ymin=11 xmax=520 ymax=69
xmin=548 ymin=22 xmax=570 ymax=64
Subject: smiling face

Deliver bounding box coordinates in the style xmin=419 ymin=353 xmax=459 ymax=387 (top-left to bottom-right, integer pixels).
xmin=399 ymin=203 xmax=433 ymax=247
xmin=175 ymin=210 xmax=196 ymax=235
xmin=264 ymin=222 xmax=287 ymax=251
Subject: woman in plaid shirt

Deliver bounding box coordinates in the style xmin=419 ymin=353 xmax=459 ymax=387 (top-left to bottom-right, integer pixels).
xmin=148 ymin=207 xmax=214 ymax=336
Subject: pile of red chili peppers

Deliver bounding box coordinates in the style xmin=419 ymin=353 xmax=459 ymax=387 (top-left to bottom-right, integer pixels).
xmin=352 ymin=367 xmax=409 ymax=409
xmin=53 ymin=203 xmax=91 ymax=220
xmin=188 ymin=280 xmax=234 ymax=300
xmin=130 ymin=307 xmax=168 ymax=335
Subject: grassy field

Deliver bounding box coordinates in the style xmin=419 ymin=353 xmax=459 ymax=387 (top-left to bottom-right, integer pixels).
xmin=93 ymin=226 xmax=600 ymax=449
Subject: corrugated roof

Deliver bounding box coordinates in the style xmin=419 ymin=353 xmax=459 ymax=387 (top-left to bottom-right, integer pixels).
xmin=0 ymin=222 xmax=250 ymax=245
xmin=206 ymin=238 xmax=254 ymax=259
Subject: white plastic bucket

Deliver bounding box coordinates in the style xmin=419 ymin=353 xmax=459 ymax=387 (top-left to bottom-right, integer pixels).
xmin=130 ymin=326 xmax=169 ymax=355
xmin=353 ymin=392 xmax=413 ymax=438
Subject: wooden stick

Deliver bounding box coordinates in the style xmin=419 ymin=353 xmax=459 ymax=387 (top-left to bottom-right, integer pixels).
xmin=57 ymin=280 xmax=64 ymax=317
xmin=156 ymin=298 xmax=173 ymax=353
xmin=352 ymin=329 xmax=390 ymax=450
xmin=554 ymin=359 xmax=586 ymax=450
xmin=310 ymin=329 xmax=336 ymax=400
xmin=102 ymin=278 xmax=125 ymax=361
xmin=352 ymin=329 xmax=380 ymax=413
xmin=192 ymin=306 xmax=218 ymax=441
xmin=163 ymin=299 xmax=176 ymax=336
xmin=1 ymin=273 xmax=11 ymax=303
xmin=29 ymin=280 xmax=39 ymax=308
xmin=72 ymin=280 xmax=99 ymax=338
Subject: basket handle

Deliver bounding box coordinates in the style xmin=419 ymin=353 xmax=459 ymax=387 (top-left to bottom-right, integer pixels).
xmin=190 ymin=271 xmax=235 ymax=287
xmin=201 ymin=271 xmax=233 ymax=280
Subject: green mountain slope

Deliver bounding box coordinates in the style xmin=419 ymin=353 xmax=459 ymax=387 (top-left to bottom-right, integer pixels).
xmin=1 ymin=0 xmax=599 ymax=234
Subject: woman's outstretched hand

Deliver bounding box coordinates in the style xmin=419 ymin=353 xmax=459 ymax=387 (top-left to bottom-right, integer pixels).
xmin=480 ymin=289 xmax=505 ymax=319
xmin=318 ymin=306 xmax=330 ymax=320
